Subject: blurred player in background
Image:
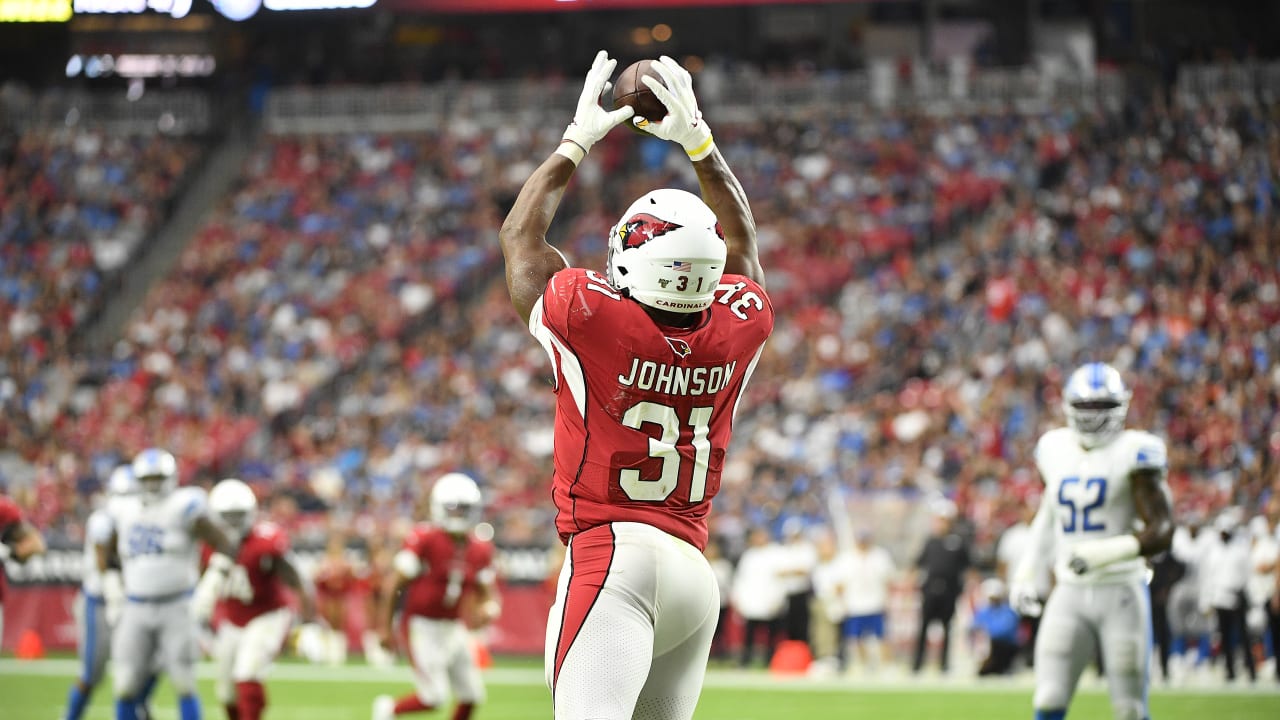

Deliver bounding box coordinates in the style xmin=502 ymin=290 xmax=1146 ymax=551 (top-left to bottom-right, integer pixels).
xmin=314 ymin=532 xmax=356 ymax=665
xmin=0 ymin=491 xmax=47 ymax=651
xmin=499 ymin=51 xmax=772 ymax=720
xmin=103 ymin=448 xmax=236 ymax=720
xmin=203 ymin=478 xmax=318 ymax=720
xmin=1010 ymin=363 xmax=1174 ymax=720
xmin=372 ymin=472 xmax=499 ymax=720
xmin=65 ymin=466 xmax=157 ymax=720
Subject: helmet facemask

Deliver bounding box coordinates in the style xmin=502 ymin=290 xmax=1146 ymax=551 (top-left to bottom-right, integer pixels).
xmin=1062 ymin=363 xmax=1130 ymax=449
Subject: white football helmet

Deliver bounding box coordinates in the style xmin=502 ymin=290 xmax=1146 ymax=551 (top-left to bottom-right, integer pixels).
xmin=606 ymin=188 xmax=727 ymax=313
xmin=430 ymin=472 xmax=483 ymax=535
xmin=209 ymin=478 xmax=257 ymax=542
xmin=132 ymin=448 xmax=178 ymax=503
xmin=106 ymin=464 xmax=138 ymax=498
xmin=1062 ymin=362 xmax=1130 ymax=449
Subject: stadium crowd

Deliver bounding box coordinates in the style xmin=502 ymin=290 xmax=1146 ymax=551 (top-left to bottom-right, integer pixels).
xmin=1 ymin=85 xmax=1279 ymax=674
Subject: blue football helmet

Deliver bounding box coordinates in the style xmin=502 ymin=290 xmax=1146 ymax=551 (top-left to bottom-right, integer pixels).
xmin=1062 ymin=362 xmax=1130 ymax=449
xmin=106 ymin=464 xmax=139 ymax=498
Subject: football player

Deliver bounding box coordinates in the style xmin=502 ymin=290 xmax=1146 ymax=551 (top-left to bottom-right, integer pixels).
xmin=314 ymin=533 xmax=356 ymax=665
xmin=201 ymin=478 xmax=318 ymax=720
xmin=1010 ymin=363 xmax=1175 ymax=720
xmin=102 ymin=448 xmax=236 ymax=720
xmin=65 ymin=465 xmax=157 ymax=720
xmin=499 ymin=52 xmax=772 ymax=720
xmin=372 ymin=472 xmax=498 ymax=720
xmin=0 ymin=492 xmax=47 ymax=651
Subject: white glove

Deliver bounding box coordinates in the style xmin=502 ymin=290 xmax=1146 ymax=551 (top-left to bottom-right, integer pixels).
xmin=191 ymin=553 xmax=232 ymax=624
xmin=632 ymin=55 xmax=716 ymax=161
xmin=103 ymin=570 xmax=125 ymax=626
xmin=558 ymin=50 xmax=635 ymax=166
xmin=295 ymin=622 xmax=328 ymax=664
xmin=0 ymin=542 xmax=10 ymax=562
xmin=1009 ymin=581 xmax=1043 ymax=618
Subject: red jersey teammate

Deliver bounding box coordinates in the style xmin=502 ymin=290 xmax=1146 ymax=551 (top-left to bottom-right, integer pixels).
xmin=372 ymin=472 xmax=498 ymax=720
xmin=198 ymin=479 xmax=317 ymax=720
xmin=499 ymin=52 xmax=772 ymax=720
xmin=0 ymin=495 xmax=47 ymax=645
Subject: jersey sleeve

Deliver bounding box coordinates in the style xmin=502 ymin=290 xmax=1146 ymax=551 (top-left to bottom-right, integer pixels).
xmin=0 ymin=497 xmax=23 ymax=539
xmin=1129 ymin=433 xmax=1168 ymax=474
xmin=175 ymin=487 xmax=209 ymax=529
xmin=86 ymin=511 xmax=115 ymax=545
xmin=528 ymin=269 xmax=579 ymax=341
xmin=259 ymin=525 xmax=290 ymax=557
xmin=1032 ymin=432 xmax=1055 ymax=478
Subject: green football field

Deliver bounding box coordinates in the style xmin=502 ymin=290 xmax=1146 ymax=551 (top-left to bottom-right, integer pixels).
xmin=1 ymin=657 xmax=1277 ymax=720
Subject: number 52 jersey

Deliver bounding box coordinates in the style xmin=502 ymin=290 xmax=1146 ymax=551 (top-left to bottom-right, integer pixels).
xmin=530 ymin=268 xmax=774 ymax=551
xmin=1033 ymin=427 xmax=1169 ymax=585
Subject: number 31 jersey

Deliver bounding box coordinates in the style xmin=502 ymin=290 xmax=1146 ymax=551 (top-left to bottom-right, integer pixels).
xmin=1033 ymin=427 xmax=1169 ymax=585
xmin=530 ymin=268 xmax=774 ymax=551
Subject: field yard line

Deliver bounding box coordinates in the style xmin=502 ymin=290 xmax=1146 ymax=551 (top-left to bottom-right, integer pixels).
xmin=2 ymin=659 xmax=1277 ymax=697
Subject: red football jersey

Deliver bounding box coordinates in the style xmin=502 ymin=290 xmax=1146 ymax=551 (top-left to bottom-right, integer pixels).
xmin=399 ymin=524 xmax=496 ymax=621
xmin=0 ymin=496 xmax=24 ymax=603
xmin=212 ymin=523 xmax=291 ymax=627
xmin=530 ymin=268 xmax=774 ymax=550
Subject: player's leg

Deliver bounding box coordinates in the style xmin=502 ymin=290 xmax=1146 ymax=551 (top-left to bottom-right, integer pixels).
xmin=66 ymin=594 xmax=109 ymax=720
xmin=444 ymin=620 xmax=485 ymax=720
xmin=230 ymin=609 xmax=293 ymax=720
xmin=157 ymin=599 xmax=203 ymax=720
xmin=631 ymin=529 xmax=720 ymax=720
xmin=546 ymin=523 xmax=655 ymax=720
xmin=214 ymin=621 xmax=245 ymax=720
xmin=111 ymin=603 xmax=158 ymax=720
xmin=1032 ymin=585 xmax=1097 ymax=720
xmin=1098 ymin=582 xmax=1153 ymax=720
xmin=381 ymin=616 xmax=453 ymax=716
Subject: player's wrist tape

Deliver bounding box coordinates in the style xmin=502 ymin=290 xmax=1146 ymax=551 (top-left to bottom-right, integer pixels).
xmin=685 ymin=133 xmax=715 ymax=161
xmin=555 ymin=139 xmax=587 ymax=166
xmin=1073 ymin=534 xmax=1140 ymax=569
xmin=0 ymin=543 xmax=10 ymax=561
xmin=207 ymin=552 xmax=233 ymax=575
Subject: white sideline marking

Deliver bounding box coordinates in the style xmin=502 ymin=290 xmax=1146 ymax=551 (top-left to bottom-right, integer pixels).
xmin=2 ymin=659 xmax=1277 ymax=696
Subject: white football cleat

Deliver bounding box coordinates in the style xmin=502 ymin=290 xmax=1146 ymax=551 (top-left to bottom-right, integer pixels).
xmin=372 ymin=694 xmax=395 ymax=720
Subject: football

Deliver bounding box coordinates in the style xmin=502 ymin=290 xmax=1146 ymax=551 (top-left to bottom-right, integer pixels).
xmin=612 ymin=59 xmax=669 ymax=128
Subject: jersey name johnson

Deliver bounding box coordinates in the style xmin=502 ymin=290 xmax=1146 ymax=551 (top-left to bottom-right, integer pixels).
xmin=530 ymin=268 xmax=774 ymax=550
xmin=1034 ymin=428 xmax=1169 ymax=585
xmin=400 ymin=525 xmax=495 ymax=621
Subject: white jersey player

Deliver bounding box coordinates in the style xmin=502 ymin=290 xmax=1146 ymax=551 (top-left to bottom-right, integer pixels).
xmin=1010 ymin=363 xmax=1174 ymax=720
xmin=64 ymin=465 xmax=156 ymax=720
xmin=100 ymin=448 xmax=235 ymax=720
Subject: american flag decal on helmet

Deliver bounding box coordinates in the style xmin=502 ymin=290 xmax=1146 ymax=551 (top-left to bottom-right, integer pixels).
xmin=669 ymin=261 xmax=692 ymax=271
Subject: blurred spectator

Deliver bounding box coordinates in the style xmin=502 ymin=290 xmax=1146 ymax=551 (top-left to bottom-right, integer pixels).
xmin=1149 ymin=547 xmax=1186 ymax=683
xmin=1169 ymin=519 xmax=1214 ymax=680
xmin=912 ymin=503 xmax=971 ymax=674
xmin=972 ymin=578 xmax=1020 ymax=676
xmin=778 ymin=518 xmax=817 ymax=647
xmin=809 ymin=528 xmax=845 ymax=672
xmin=1201 ymin=509 xmax=1256 ymax=682
xmin=996 ymin=500 xmax=1048 ymax=667
xmin=1245 ymin=514 xmax=1278 ymax=680
xmin=704 ymin=540 xmax=734 ymax=662
xmin=730 ymin=527 xmax=786 ymax=668
xmin=835 ymin=528 xmax=896 ymax=674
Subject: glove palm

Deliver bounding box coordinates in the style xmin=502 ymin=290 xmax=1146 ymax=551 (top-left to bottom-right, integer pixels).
xmin=631 ymin=55 xmax=715 ymax=161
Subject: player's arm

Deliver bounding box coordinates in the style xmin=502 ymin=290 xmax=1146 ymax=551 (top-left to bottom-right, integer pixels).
xmin=1009 ymin=488 xmax=1055 ymax=616
xmin=275 ymin=552 xmax=318 ymax=623
xmin=191 ymin=513 xmax=237 ymax=622
xmin=96 ymin=528 xmax=126 ymax=624
xmin=0 ymin=520 xmax=46 ymax=563
xmin=471 ymin=561 xmax=502 ymax=628
xmin=498 ymin=50 xmax=634 ymax=324
xmin=377 ymin=546 xmax=421 ymax=645
xmin=1129 ymin=468 xmax=1174 ymax=557
xmin=633 ymin=56 xmax=764 ymax=287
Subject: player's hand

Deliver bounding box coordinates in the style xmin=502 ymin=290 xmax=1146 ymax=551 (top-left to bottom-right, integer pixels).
xmin=1067 ymin=554 xmax=1090 ymax=576
xmin=561 ymin=50 xmax=635 ymax=160
xmin=632 ymin=55 xmax=715 ymax=161
xmin=191 ymin=553 xmax=231 ymax=623
xmin=1009 ymin=582 xmax=1042 ymax=618
xmin=377 ymin=626 xmax=396 ymax=652
xmin=103 ymin=570 xmax=125 ymax=626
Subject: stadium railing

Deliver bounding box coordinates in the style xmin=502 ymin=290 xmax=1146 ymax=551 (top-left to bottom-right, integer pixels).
xmin=263 ymin=65 xmax=1125 ymax=134
xmin=0 ymin=86 xmax=213 ymax=135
